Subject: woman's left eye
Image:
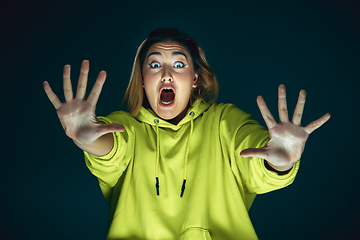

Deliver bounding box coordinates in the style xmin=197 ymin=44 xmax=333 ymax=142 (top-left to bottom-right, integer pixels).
xmin=174 ymin=62 xmax=186 ymax=68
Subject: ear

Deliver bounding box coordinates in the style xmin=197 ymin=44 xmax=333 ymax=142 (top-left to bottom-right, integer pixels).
xmin=192 ymin=73 xmax=199 ymax=88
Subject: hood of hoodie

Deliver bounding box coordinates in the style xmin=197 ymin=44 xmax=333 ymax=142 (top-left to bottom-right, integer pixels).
xmin=135 ymin=100 xmax=211 ymax=129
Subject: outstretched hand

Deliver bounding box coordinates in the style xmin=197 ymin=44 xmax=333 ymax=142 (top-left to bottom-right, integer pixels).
xmin=240 ymin=84 xmax=331 ymax=171
xmin=43 ymin=60 xmax=124 ymax=145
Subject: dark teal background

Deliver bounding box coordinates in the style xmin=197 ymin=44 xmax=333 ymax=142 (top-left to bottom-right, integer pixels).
xmin=1 ymin=0 xmax=359 ymax=239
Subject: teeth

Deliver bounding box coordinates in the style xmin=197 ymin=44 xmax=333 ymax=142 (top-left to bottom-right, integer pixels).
xmin=161 ymin=87 xmax=174 ymax=92
xmin=161 ymin=101 xmax=172 ymax=105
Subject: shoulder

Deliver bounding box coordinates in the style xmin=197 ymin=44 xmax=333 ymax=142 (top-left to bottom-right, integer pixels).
xmin=107 ymin=110 xmax=133 ymax=119
xmin=207 ymin=103 xmax=249 ymax=118
xmin=205 ymin=102 xmax=264 ymax=131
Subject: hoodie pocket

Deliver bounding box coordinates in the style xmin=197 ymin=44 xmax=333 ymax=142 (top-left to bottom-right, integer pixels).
xmin=178 ymin=227 xmax=212 ymax=240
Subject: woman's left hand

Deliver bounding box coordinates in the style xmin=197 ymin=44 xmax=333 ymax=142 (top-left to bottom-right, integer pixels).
xmin=240 ymin=84 xmax=331 ymax=171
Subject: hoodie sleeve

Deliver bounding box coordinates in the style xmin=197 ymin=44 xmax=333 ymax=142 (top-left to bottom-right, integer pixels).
xmin=220 ymin=104 xmax=300 ymax=194
xmin=84 ymin=112 xmax=135 ymax=191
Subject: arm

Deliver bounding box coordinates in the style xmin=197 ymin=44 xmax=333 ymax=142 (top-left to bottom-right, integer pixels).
xmin=264 ymin=160 xmax=292 ymax=175
xmin=43 ymin=60 xmax=124 ymax=157
xmin=73 ymin=131 xmax=114 ymax=157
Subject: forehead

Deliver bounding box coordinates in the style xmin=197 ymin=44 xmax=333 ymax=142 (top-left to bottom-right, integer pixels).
xmin=146 ymin=41 xmax=191 ymax=58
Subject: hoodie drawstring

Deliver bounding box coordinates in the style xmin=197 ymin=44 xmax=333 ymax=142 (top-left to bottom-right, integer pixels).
xmin=181 ymin=111 xmax=195 ymax=198
xmin=154 ymin=111 xmax=195 ymax=198
xmin=154 ymin=119 xmax=160 ymax=196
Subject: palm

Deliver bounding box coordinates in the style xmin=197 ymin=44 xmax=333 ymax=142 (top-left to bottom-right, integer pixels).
xmin=262 ymin=122 xmax=308 ymax=166
xmin=43 ymin=60 xmax=124 ymax=144
xmin=56 ymin=98 xmax=99 ymax=143
xmin=241 ymin=85 xmax=331 ymax=171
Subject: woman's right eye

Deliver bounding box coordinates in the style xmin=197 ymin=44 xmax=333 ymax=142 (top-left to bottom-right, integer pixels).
xmin=149 ymin=62 xmax=161 ymax=69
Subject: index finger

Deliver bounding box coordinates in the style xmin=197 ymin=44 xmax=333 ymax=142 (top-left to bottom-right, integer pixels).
xmin=257 ymin=95 xmax=277 ymax=130
xmin=43 ymin=81 xmax=62 ymax=109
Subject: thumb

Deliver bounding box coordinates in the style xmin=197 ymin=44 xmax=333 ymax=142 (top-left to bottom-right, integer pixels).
xmin=240 ymin=147 xmax=267 ymax=159
xmin=97 ymin=123 xmax=125 ymax=137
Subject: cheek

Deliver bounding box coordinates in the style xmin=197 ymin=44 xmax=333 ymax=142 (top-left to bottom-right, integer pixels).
xmin=180 ymin=73 xmax=196 ymax=89
xmin=143 ymin=69 xmax=160 ymax=83
xmin=143 ymin=71 xmax=155 ymax=85
xmin=143 ymin=79 xmax=157 ymax=101
xmin=176 ymin=69 xmax=195 ymax=80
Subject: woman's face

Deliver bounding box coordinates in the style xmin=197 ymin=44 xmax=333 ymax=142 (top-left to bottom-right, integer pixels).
xmin=142 ymin=41 xmax=198 ymax=124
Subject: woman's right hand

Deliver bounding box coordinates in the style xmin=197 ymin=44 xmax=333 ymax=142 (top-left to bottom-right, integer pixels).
xmin=43 ymin=60 xmax=124 ymax=145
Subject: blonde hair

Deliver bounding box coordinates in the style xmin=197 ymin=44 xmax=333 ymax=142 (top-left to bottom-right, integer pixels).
xmin=123 ymin=28 xmax=219 ymax=116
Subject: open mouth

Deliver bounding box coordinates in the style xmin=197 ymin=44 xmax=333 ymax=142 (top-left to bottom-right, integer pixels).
xmin=159 ymin=87 xmax=176 ymax=107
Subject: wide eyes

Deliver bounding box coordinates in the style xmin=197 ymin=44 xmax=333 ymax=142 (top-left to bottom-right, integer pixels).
xmin=149 ymin=62 xmax=161 ymax=69
xmin=174 ymin=62 xmax=185 ymax=68
xmin=148 ymin=61 xmax=186 ymax=69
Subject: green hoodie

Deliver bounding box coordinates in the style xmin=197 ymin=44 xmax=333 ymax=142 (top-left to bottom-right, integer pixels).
xmin=85 ymin=100 xmax=300 ymax=240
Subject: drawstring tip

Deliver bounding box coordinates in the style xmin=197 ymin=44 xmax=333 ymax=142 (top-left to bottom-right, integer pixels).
xmin=180 ymin=179 xmax=186 ymax=198
xmin=156 ymin=177 xmax=160 ymax=196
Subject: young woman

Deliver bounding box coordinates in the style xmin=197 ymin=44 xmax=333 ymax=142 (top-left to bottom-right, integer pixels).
xmin=43 ymin=28 xmax=330 ymax=239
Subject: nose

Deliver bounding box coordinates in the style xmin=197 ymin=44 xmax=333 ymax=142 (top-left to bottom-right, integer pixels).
xmin=161 ymin=77 xmax=173 ymax=83
xmin=161 ymin=66 xmax=173 ymax=83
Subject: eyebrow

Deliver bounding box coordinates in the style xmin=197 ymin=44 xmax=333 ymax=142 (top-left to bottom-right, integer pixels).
xmin=147 ymin=51 xmax=188 ymax=61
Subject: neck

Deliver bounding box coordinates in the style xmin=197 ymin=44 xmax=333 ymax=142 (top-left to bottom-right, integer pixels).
xmin=166 ymin=107 xmax=189 ymax=125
